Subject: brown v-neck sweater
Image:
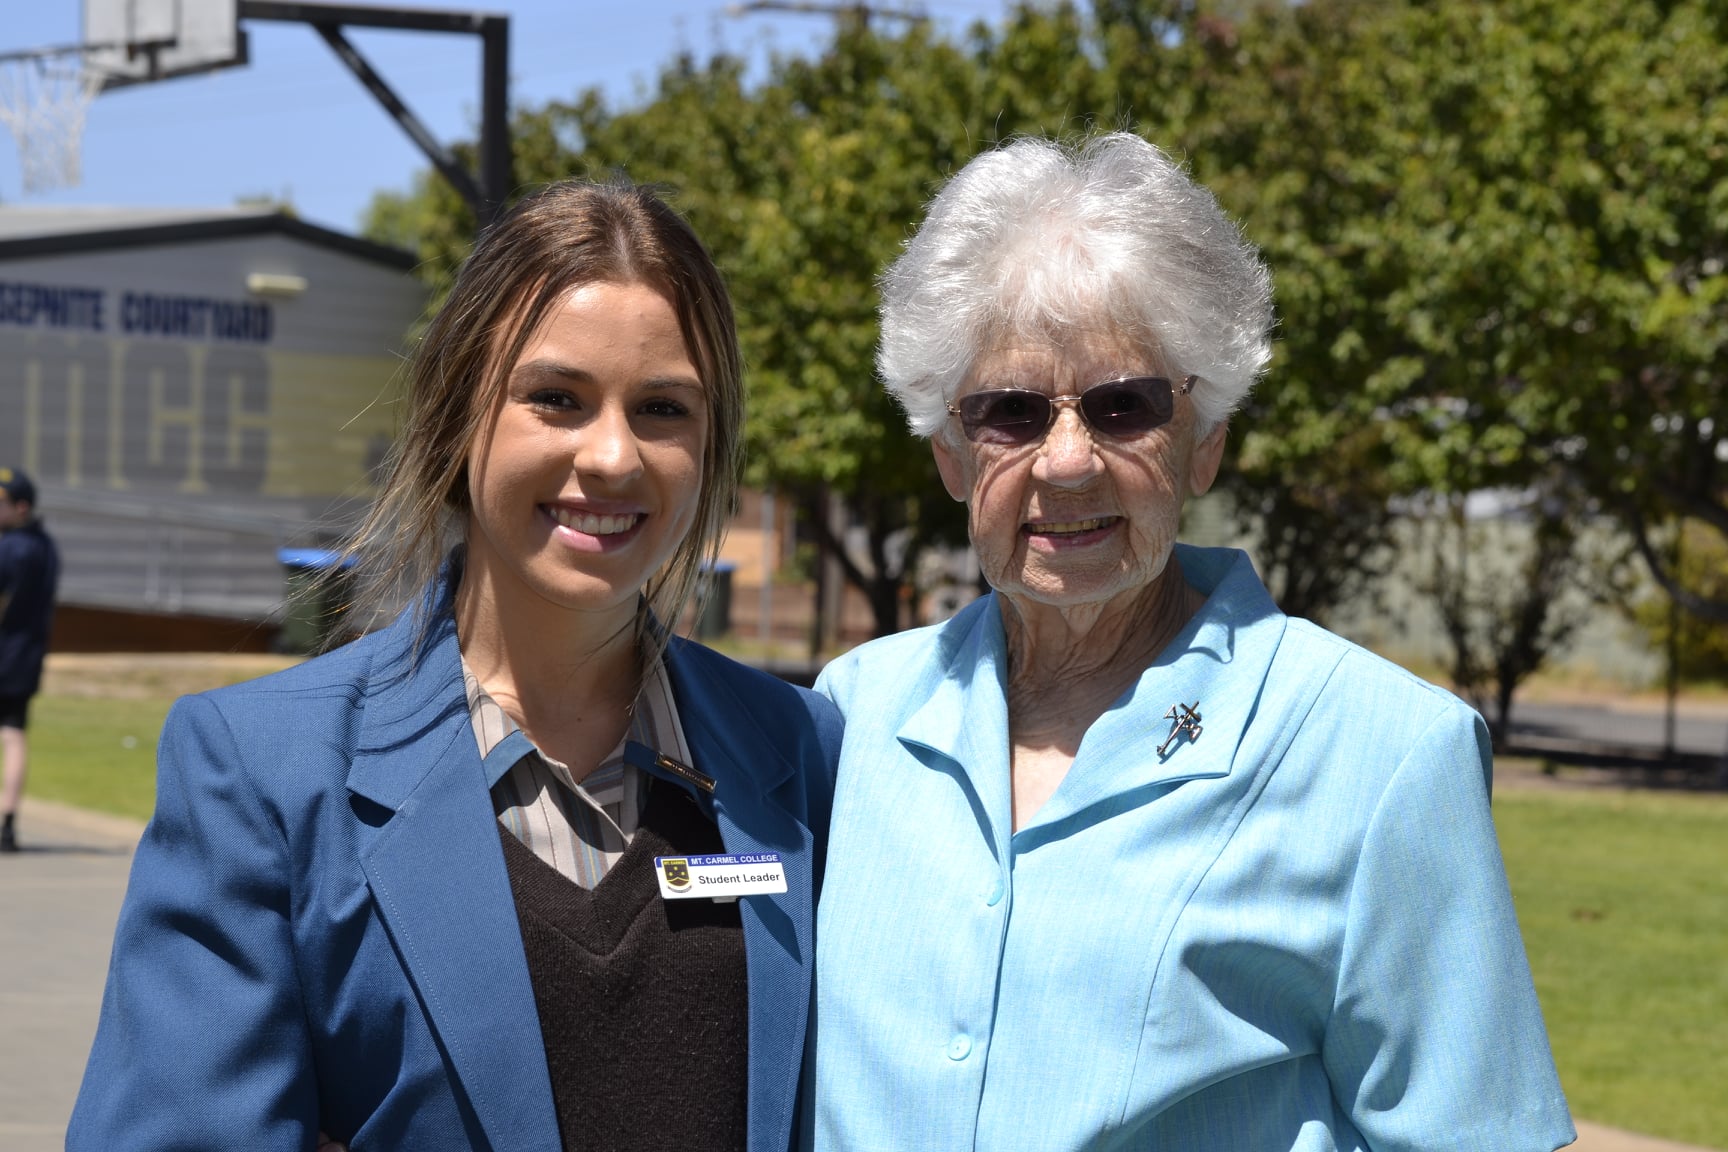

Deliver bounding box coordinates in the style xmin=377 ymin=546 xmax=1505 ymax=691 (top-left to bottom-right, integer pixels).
xmin=500 ymin=778 xmax=749 ymax=1152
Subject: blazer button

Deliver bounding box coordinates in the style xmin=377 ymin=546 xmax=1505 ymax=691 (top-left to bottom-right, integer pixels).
xmin=948 ymin=1034 xmax=972 ymax=1061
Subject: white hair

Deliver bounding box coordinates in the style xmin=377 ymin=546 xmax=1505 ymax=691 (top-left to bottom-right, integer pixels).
xmin=877 ymin=133 xmax=1275 ymax=441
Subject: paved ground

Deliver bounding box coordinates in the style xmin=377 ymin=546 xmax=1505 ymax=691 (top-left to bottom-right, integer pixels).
xmin=1572 ymin=1126 xmax=1727 ymax=1152
xmin=0 ymin=800 xmax=137 ymax=1152
xmin=1 ymin=791 xmax=1719 ymax=1151
xmin=1511 ymin=698 xmax=1728 ymax=759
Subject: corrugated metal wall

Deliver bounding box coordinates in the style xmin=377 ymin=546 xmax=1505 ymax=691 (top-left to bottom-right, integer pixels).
xmin=0 ymin=229 xmax=424 ymax=623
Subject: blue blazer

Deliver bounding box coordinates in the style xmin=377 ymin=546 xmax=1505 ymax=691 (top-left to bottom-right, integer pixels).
xmin=69 ymin=584 xmax=842 ymax=1152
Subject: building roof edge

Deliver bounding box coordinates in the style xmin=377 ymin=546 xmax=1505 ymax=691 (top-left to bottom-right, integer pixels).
xmin=0 ymin=210 xmax=420 ymax=271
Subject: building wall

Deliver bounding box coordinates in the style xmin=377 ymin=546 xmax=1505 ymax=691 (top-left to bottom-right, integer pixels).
xmin=0 ymin=232 xmax=424 ymax=625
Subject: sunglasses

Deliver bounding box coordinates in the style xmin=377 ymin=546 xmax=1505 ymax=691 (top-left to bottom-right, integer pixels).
xmin=947 ymin=375 xmax=1197 ymax=446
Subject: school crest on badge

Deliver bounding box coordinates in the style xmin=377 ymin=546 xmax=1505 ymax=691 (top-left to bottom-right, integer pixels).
xmin=661 ymin=858 xmax=691 ymax=891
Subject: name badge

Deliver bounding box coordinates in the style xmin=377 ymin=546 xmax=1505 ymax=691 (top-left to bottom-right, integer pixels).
xmin=655 ymin=853 xmax=787 ymax=901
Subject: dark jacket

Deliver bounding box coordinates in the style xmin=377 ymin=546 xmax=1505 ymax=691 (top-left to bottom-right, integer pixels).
xmin=0 ymin=518 xmax=59 ymax=698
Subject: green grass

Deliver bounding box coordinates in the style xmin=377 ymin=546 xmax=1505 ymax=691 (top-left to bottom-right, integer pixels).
xmin=1495 ymin=788 xmax=1728 ymax=1148
xmin=23 ymin=691 xmax=1728 ymax=1145
xmin=27 ymin=695 xmax=171 ymax=823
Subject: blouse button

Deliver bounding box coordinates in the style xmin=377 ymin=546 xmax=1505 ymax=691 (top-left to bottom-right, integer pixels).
xmin=948 ymin=1034 xmax=972 ymax=1061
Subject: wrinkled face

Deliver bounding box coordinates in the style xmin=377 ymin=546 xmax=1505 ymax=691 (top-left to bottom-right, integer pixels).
xmin=933 ymin=331 xmax=1226 ymax=612
xmin=463 ymin=280 xmax=708 ymax=622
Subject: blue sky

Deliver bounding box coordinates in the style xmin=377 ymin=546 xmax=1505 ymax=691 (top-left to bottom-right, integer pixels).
xmin=2 ymin=0 xmax=1009 ymax=235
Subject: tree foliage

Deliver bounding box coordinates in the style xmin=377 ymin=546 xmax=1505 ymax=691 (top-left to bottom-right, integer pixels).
xmin=1634 ymin=521 xmax=1728 ymax=682
xmin=364 ymin=0 xmax=1728 ymax=642
xmin=370 ymin=9 xmax=1116 ymax=637
xmin=1344 ymin=0 xmax=1728 ymax=625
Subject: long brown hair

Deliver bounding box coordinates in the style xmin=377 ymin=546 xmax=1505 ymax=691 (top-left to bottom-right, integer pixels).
xmin=346 ymin=179 xmax=743 ymax=672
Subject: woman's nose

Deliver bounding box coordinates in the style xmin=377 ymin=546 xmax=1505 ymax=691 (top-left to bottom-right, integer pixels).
xmin=1032 ymin=405 xmax=1103 ymax=486
xmin=574 ymin=407 xmax=644 ymax=482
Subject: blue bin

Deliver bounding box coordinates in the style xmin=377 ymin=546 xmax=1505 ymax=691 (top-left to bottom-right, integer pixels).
xmin=277 ymin=548 xmax=358 ymax=654
xmin=696 ymin=561 xmax=737 ymax=639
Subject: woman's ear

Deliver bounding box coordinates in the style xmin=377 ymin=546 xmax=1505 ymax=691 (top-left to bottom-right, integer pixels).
xmin=1188 ymin=421 xmax=1229 ymax=497
xmin=931 ymin=434 xmax=970 ymax=503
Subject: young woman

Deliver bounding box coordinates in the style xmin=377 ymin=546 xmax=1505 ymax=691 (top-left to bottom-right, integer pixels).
xmin=70 ymin=182 xmax=841 ymax=1152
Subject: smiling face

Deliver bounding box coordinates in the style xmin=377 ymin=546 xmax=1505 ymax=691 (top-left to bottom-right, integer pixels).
xmin=462 ymin=280 xmax=708 ymax=627
xmin=933 ymin=331 xmax=1227 ymax=614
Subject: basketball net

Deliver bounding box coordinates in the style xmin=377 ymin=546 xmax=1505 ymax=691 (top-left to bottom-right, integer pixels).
xmin=0 ymin=51 xmax=107 ymax=194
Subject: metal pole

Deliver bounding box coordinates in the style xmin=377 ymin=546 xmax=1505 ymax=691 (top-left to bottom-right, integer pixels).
xmin=1664 ymin=529 xmax=1682 ymax=761
xmin=476 ymin=14 xmax=509 ymax=230
xmin=311 ymin=23 xmax=484 ymax=211
xmin=238 ymin=1 xmax=511 ymax=231
xmin=725 ymin=0 xmax=927 ymax=22
xmin=808 ymin=490 xmax=827 ymax=662
xmin=759 ymin=490 xmax=775 ymax=656
xmin=823 ymin=488 xmax=845 ymax=653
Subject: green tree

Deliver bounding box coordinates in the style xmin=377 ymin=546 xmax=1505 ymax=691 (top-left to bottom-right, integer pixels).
xmin=1115 ymin=0 xmax=1415 ymax=624
xmin=1634 ymin=521 xmax=1728 ymax=683
xmin=365 ymin=0 xmax=1728 ymax=645
xmin=366 ymin=7 xmax=1126 ymax=638
xmin=1273 ymin=0 xmax=1728 ymax=625
xmin=547 ymin=28 xmax=979 ymax=637
xmin=1140 ymin=0 xmax=1728 ymax=634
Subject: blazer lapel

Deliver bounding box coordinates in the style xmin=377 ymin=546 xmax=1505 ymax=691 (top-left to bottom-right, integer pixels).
xmin=665 ymin=644 xmax=815 ymax=1152
xmin=346 ymin=603 xmax=561 ymax=1152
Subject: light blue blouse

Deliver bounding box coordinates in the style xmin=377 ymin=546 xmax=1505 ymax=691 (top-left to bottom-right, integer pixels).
xmin=809 ymin=546 xmax=1573 ymax=1152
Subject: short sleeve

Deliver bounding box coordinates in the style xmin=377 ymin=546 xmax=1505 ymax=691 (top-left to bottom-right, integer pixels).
xmin=1322 ymin=705 xmax=1574 ymax=1151
xmin=67 ymin=693 xmax=318 ymax=1151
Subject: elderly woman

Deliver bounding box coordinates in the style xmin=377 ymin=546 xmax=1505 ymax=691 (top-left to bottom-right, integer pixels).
xmin=808 ymin=135 xmax=1574 ymax=1151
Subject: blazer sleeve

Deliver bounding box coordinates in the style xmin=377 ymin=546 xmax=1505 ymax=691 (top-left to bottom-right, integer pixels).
xmin=1320 ymin=706 xmax=1575 ymax=1152
xmin=68 ymin=693 xmax=319 ymax=1151
xmin=802 ymin=684 xmax=843 ymax=858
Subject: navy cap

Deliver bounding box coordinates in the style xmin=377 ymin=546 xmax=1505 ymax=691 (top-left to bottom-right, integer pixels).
xmin=0 ymin=467 xmax=37 ymax=506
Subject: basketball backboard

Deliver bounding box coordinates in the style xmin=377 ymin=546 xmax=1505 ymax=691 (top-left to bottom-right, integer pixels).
xmin=84 ymin=0 xmax=247 ymax=90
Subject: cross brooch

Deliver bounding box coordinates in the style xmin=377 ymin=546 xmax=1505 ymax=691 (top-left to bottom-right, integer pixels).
xmin=1158 ymin=701 xmax=1203 ymax=757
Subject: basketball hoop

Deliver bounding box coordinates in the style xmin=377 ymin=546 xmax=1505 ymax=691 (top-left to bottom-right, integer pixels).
xmin=0 ymin=48 xmax=108 ymax=194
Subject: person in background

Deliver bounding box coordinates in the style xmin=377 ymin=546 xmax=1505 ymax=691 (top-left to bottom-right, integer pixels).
xmin=0 ymin=466 xmax=59 ymax=854
xmin=70 ymin=180 xmax=840 ymax=1152
xmin=807 ymin=134 xmax=1573 ymax=1151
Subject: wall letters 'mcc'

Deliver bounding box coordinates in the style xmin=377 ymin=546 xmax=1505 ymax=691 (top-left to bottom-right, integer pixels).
xmin=0 ymin=329 xmax=270 ymax=495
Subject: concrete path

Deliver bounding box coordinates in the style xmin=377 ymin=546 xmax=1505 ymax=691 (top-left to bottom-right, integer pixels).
xmin=0 ymin=799 xmax=138 ymax=1152
xmin=1572 ymin=1124 xmax=1726 ymax=1152
xmin=0 ymin=798 xmax=1718 ymax=1151
xmin=1513 ymin=698 xmax=1728 ymax=760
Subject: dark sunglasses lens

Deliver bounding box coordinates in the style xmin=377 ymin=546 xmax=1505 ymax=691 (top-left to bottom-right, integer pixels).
xmin=1080 ymin=378 xmax=1174 ymax=436
xmin=959 ymin=390 xmax=1052 ymax=444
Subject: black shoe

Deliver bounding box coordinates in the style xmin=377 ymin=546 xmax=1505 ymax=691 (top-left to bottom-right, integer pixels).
xmin=0 ymin=816 xmax=16 ymax=853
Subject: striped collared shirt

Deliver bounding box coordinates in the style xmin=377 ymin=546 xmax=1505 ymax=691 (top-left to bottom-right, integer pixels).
xmin=463 ymin=656 xmax=693 ymax=889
